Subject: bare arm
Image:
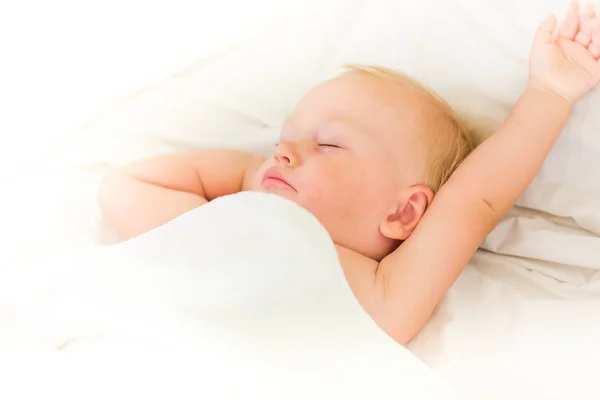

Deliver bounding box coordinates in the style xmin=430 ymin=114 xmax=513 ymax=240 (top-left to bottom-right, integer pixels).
xmin=374 ymin=89 xmax=571 ymax=342
xmin=97 ymin=149 xmax=263 ymax=240
xmin=342 ymin=4 xmax=600 ymax=344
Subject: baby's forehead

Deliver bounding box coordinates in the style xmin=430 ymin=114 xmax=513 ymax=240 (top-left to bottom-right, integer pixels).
xmin=302 ymin=73 xmax=435 ymax=120
xmin=297 ymin=73 xmax=437 ymax=141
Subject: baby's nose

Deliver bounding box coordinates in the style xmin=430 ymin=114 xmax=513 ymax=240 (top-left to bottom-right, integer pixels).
xmin=274 ymin=142 xmax=301 ymax=167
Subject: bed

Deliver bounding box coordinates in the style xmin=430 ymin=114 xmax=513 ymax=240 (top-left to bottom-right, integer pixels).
xmin=2 ymin=0 xmax=600 ymax=399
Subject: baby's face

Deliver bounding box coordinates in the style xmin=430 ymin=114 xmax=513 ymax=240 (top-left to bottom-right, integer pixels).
xmin=252 ymin=72 xmax=429 ymax=259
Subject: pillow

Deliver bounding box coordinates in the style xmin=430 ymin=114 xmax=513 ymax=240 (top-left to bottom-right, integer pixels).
xmin=58 ymin=0 xmax=360 ymax=166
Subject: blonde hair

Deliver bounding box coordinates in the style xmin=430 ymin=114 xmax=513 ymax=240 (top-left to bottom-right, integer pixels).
xmin=342 ymin=64 xmax=479 ymax=193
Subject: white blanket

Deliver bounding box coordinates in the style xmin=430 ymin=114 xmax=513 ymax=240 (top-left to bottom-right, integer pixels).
xmin=2 ymin=184 xmax=599 ymax=400
xmin=0 ymin=192 xmax=456 ymax=400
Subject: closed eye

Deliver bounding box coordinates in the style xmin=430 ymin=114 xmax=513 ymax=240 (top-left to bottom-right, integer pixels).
xmin=318 ymin=143 xmax=341 ymax=148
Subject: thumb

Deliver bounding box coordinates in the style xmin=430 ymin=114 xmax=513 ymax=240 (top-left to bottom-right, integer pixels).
xmin=534 ymin=14 xmax=558 ymax=46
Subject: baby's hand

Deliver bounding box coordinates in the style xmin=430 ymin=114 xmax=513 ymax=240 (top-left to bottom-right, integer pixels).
xmin=529 ymin=1 xmax=600 ymax=102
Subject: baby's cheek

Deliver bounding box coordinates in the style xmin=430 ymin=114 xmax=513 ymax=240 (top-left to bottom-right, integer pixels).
xmin=297 ymin=172 xmax=340 ymax=210
xmin=298 ymin=179 xmax=329 ymax=206
xmin=316 ymin=175 xmax=360 ymax=213
xmin=340 ymin=166 xmax=392 ymax=215
xmin=299 ymin=161 xmax=362 ymax=209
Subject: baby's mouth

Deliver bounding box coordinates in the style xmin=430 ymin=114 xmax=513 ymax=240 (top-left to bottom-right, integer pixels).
xmin=261 ymin=168 xmax=296 ymax=191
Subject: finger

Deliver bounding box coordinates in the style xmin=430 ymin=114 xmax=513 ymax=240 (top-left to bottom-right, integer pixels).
xmin=590 ymin=42 xmax=600 ymax=59
xmin=592 ymin=18 xmax=600 ymax=46
xmin=557 ymin=1 xmax=581 ymax=40
xmin=534 ymin=14 xmax=558 ymax=46
xmin=582 ymin=3 xmax=596 ymax=21
xmin=576 ymin=9 xmax=596 ymax=46
xmin=575 ymin=27 xmax=592 ymax=47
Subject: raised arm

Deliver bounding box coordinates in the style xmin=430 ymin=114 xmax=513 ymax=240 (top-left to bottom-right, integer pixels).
xmin=98 ymin=149 xmax=263 ymax=240
xmin=372 ymin=3 xmax=600 ymax=344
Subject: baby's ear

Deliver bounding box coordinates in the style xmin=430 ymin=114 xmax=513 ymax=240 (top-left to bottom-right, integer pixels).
xmin=380 ymin=185 xmax=433 ymax=241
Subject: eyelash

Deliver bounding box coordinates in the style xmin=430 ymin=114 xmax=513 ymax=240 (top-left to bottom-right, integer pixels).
xmin=274 ymin=142 xmax=340 ymax=148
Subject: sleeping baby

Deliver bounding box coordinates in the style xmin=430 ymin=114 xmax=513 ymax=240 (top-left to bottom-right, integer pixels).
xmin=98 ymin=2 xmax=600 ymax=344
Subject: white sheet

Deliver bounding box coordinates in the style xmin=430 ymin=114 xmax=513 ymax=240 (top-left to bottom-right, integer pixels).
xmin=409 ymin=257 xmax=600 ymax=400
xmin=0 ymin=192 xmax=456 ymax=400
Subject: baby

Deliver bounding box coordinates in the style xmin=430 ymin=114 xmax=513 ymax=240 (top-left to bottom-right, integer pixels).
xmin=98 ymin=2 xmax=600 ymax=344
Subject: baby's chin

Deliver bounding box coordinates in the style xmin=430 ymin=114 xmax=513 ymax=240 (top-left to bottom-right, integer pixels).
xmin=253 ymin=183 xmax=298 ymax=202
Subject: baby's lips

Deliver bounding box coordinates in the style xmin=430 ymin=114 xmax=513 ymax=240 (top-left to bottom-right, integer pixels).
xmin=262 ymin=168 xmax=296 ymax=190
